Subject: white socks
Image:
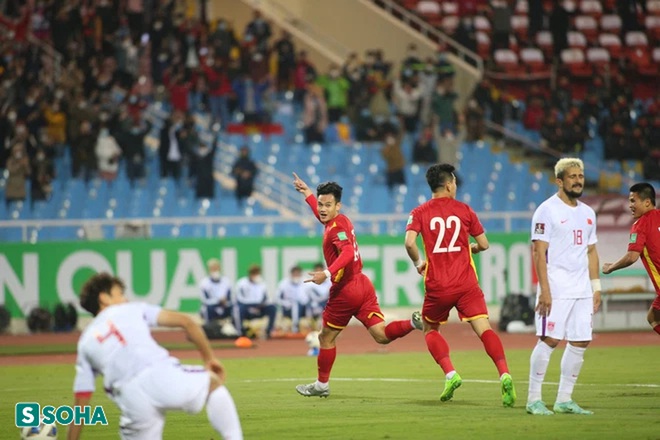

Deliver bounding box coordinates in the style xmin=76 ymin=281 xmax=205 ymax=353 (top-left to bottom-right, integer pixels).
xmin=556 ymin=344 xmax=586 ymax=403
xmin=527 ymin=340 xmax=554 ymax=403
xmin=206 ymin=385 xmax=243 ymax=440
xmin=315 ymin=380 xmax=329 ymax=390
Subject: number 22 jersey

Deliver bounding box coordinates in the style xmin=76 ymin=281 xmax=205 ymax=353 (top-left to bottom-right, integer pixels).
xmin=407 ymin=197 xmax=485 ymax=295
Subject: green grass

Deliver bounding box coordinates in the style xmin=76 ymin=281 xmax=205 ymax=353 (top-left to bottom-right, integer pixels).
xmin=2 ymin=346 xmax=659 ymax=439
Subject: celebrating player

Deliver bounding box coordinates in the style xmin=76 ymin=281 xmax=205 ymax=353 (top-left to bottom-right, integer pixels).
xmin=602 ymin=182 xmax=660 ymax=335
xmin=527 ymin=157 xmax=600 ymax=416
xmin=68 ymin=273 xmax=243 ymax=440
xmin=292 ymin=172 xmax=422 ymax=398
xmin=404 ymin=163 xmax=516 ymax=407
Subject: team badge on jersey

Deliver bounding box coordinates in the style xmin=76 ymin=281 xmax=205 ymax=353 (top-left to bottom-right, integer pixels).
xmin=534 ymin=223 xmax=545 ymax=234
xmin=587 ymin=218 xmax=593 ymax=225
xmin=337 ymin=231 xmax=347 ymax=241
xmin=630 ymin=233 xmax=637 ymax=243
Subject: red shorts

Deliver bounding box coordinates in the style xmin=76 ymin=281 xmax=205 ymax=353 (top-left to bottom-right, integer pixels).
xmin=422 ymin=284 xmax=489 ymax=324
xmin=323 ymin=273 xmax=385 ymax=329
xmin=653 ymin=294 xmax=660 ymax=311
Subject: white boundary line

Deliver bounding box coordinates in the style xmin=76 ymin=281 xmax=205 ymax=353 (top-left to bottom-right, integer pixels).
xmin=239 ymin=377 xmax=660 ymax=388
xmin=4 ymin=378 xmax=659 ymax=393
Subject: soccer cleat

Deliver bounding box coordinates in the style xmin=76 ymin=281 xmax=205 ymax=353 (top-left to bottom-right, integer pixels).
xmin=553 ymin=400 xmax=593 ymax=415
xmin=411 ymin=311 xmax=423 ymax=330
xmin=440 ymin=373 xmax=462 ymax=402
xmin=500 ymin=373 xmax=516 ymax=407
xmin=295 ymin=382 xmax=330 ymax=398
xmin=526 ymin=400 xmax=554 ymax=415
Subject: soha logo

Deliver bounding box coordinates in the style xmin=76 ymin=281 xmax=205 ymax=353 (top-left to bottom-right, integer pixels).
xmin=16 ymin=403 xmax=108 ymax=427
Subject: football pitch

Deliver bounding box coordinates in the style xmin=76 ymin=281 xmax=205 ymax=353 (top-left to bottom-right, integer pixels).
xmin=1 ymin=344 xmax=658 ymax=439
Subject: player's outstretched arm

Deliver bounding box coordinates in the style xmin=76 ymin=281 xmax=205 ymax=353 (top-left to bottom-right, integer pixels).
xmin=67 ymin=393 xmax=92 ymax=440
xmin=292 ymin=172 xmax=313 ymax=198
xmin=157 ymin=310 xmax=222 ymax=378
xmin=602 ymin=250 xmax=641 ymax=274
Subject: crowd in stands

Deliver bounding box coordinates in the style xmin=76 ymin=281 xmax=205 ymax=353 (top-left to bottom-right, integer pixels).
xmin=0 ymin=0 xmax=658 ymax=214
xmin=402 ymin=0 xmax=659 ymax=182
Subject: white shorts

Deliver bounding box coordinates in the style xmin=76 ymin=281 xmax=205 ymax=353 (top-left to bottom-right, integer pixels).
xmin=535 ymin=297 xmax=593 ymax=341
xmin=114 ymin=361 xmax=211 ymax=440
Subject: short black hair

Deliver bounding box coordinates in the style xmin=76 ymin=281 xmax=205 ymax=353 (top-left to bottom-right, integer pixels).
xmin=630 ymin=182 xmax=656 ymax=206
xmin=425 ymin=163 xmax=456 ymax=193
xmin=316 ymin=181 xmax=343 ymax=202
xmin=80 ymin=273 xmax=125 ymax=316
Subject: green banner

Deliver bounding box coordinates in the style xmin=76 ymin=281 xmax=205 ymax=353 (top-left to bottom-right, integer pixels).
xmin=0 ymin=234 xmax=531 ymax=317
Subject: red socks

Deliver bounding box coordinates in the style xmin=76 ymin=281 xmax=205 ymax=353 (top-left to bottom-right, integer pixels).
xmin=384 ymin=320 xmax=414 ymax=341
xmin=480 ymin=329 xmax=509 ymax=376
xmin=653 ymin=324 xmax=660 ymax=335
xmin=317 ymin=347 xmax=336 ymax=383
xmin=425 ymin=331 xmax=455 ymax=374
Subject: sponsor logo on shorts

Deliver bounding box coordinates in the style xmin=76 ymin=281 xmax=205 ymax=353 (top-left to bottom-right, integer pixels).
xmin=547 ymin=321 xmax=555 ymax=331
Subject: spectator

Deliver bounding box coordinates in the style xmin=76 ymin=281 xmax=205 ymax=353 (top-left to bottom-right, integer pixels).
xmin=234 ymin=264 xmax=277 ymax=339
xmin=30 ymin=148 xmax=54 ymax=206
xmin=549 ymin=0 xmax=570 ymax=57
xmin=465 ymin=99 xmax=486 ymax=142
xmin=523 ymin=97 xmax=545 ymax=131
xmin=316 ymin=64 xmax=350 ymax=123
xmin=193 ymin=140 xmax=217 ymax=199
xmin=232 ymin=72 xmax=270 ymax=124
xmin=159 ymin=112 xmax=184 ymax=180
xmin=42 ymin=100 xmax=67 ymax=155
xmin=231 ymin=146 xmax=257 ymax=206
xmin=203 ymin=59 xmax=233 ymax=129
xmin=412 ymin=125 xmax=438 ymax=164
xmin=95 ymin=126 xmax=122 ymax=182
xmin=431 ymin=78 xmax=458 ymax=137
xmin=277 ymin=266 xmax=307 ymax=334
xmin=552 ymin=76 xmax=573 ymax=114
xmin=210 ymin=18 xmax=238 ymax=60
xmin=393 ymin=78 xmax=422 ymax=134
xmin=273 ymin=30 xmax=296 ymax=91
xmin=381 ymin=130 xmax=406 ymax=192
xmin=454 ymin=17 xmax=478 ymax=55
xmin=528 ymin=0 xmax=545 ymax=39
xmin=244 ymin=10 xmax=271 ymax=52
xmin=293 ymin=51 xmax=316 ymax=105
xmin=492 ymin=1 xmax=513 ymax=52
xmin=71 ymin=120 xmax=98 ymax=182
xmin=121 ymin=115 xmax=152 ymax=186
xmin=177 ymin=114 xmax=200 ymax=179
xmin=302 ymin=84 xmax=328 ymax=145
xmin=5 ymin=144 xmax=31 ymax=207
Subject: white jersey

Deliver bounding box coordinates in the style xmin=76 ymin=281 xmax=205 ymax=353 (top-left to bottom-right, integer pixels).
xmin=199 ymin=276 xmax=232 ymax=306
xmin=235 ymin=277 xmax=269 ymax=305
xmin=531 ymin=194 xmax=597 ymax=299
xmin=73 ymin=302 xmax=172 ymax=394
xmin=277 ymin=279 xmax=307 ymax=309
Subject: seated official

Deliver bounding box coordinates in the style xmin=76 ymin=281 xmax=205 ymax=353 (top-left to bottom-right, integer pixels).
xmin=235 ymin=264 xmax=276 ymax=338
xmin=304 ymin=262 xmax=331 ymax=323
xmin=199 ymin=259 xmax=237 ymax=329
xmin=277 ymin=265 xmax=307 ymax=333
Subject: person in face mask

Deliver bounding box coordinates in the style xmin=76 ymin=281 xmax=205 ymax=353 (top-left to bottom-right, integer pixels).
xmin=199 ymin=259 xmax=238 ymax=333
xmin=276 ymin=266 xmax=307 ymax=334
xmin=234 ymin=265 xmax=277 ymax=339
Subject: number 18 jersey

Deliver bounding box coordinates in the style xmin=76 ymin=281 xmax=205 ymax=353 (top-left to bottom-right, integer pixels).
xmin=407 ymin=197 xmax=485 ymax=294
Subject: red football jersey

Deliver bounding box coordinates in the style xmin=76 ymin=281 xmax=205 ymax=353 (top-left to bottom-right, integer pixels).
xmin=406 ymin=197 xmax=484 ymax=294
xmin=627 ymin=209 xmax=660 ymax=294
xmin=306 ymin=195 xmax=362 ymax=288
